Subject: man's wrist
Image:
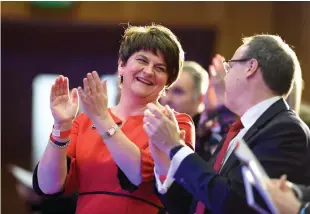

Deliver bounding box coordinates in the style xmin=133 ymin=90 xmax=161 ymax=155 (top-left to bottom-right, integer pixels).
xmin=169 ymin=145 xmax=185 ymax=160
xmin=155 ymin=166 xmax=168 ymax=178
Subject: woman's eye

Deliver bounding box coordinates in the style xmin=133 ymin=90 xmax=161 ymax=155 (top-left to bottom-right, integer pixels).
xmin=157 ymin=67 xmax=165 ymax=72
xmin=137 ymin=58 xmax=147 ymax=63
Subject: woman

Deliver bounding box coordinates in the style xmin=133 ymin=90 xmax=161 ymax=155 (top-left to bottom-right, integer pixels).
xmin=32 ymin=24 xmax=195 ymax=214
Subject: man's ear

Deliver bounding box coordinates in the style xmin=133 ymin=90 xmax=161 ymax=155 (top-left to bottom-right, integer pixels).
xmin=246 ymin=58 xmax=259 ymax=78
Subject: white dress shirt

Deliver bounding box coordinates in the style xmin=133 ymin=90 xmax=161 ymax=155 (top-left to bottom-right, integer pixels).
xmin=155 ymin=96 xmax=282 ymax=194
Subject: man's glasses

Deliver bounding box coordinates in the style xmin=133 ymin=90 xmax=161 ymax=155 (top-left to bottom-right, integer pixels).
xmin=223 ymin=58 xmax=251 ymax=71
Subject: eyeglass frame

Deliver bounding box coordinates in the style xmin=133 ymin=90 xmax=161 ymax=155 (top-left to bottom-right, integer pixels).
xmin=223 ymin=58 xmax=252 ymax=72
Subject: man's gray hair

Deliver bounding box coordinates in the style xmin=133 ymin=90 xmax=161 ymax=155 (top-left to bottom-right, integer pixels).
xmin=182 ymin=61 xmax=209 ymax=99
xmin=242 ymin=34 xmax=302 ymax=97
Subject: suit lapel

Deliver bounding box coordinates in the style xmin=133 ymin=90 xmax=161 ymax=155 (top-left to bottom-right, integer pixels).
xmin=208 ymin=138 xmax=225 ymax=165
xmin=219 ymin=98 xmax=290 ymax=174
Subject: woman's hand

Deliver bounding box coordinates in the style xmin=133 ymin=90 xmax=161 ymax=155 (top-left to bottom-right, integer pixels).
xmin=78 ymin=71 xmax=109 ymax=124
xmin=50 ymin=75 xmax=79 ymax=128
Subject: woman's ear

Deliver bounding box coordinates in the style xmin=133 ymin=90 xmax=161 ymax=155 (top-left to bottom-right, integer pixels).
xmin=118 ymin=58 xmax=125 ymax=76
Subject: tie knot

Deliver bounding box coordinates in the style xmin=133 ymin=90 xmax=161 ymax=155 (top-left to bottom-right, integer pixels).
xmin=231 ymin=119 xmax=243 ymax=131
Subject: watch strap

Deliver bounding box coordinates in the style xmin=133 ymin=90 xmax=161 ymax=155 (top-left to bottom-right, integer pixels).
xmin=52 ymin=126 xmax=71 ymax=138
xmin=102 ymin=124 xmax=119 ymax=139
xmin=169 ymin=145 xmax=184 ymax=159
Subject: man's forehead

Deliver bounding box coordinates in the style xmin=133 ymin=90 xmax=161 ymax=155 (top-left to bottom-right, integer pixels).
xmin=232 ymin=45 xmax=248 ymax=59
xmin=171 ymin=72 xmax=193 ymax=89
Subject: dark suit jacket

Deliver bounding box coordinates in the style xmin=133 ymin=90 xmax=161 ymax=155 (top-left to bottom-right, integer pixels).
xmin=298 ymin=185 xmax=310 ymax=202
xmin=157 ymin=99 xmax=310 ymax=214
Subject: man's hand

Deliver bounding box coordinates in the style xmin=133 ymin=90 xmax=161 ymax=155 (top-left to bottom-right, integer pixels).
xmin=143 ymin=103 xmax=183 ymax=155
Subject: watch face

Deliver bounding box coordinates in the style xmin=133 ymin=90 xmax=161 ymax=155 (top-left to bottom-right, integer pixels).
xmin=108 ymin=128 xmax=115 ymax=136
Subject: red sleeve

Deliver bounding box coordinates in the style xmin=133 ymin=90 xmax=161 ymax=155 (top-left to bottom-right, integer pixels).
xmin=175 ymin=112 xmax=195 ymax=150
xmin=63 ymin=113 xmax=83 ymax=195
xmin=117 ymin=145 xmax=155 ymax=191
xmin=140 ymin=146 xmax=155 ymax=182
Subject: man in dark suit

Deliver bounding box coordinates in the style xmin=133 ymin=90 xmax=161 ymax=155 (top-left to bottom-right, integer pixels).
xmin=301 ymin=186 xmax=310 ymax=203
xmin=143 ymin=34 xmax=310 ymax=214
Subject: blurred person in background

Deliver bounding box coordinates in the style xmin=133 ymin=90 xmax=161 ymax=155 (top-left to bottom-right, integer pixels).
xmin=160 ymin=61 xmax=237 ymax=162
xmin=159 ymin=61 xmax=208 ymax=127
xmin=32 ymin=24 xmax=195 ymax=214
xmin=196 ymin=59 xmax=237 ymax=161
xmin=299 ymin=102 xmax=310 ymax=128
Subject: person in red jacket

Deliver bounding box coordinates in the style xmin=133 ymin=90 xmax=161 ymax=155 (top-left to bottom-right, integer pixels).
xmin=33 ymin=24 xmax=195 ymax=214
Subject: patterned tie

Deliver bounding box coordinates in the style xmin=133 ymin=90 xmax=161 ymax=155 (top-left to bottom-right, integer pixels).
xmin=196 ymin=119 xmax=244 ymax=214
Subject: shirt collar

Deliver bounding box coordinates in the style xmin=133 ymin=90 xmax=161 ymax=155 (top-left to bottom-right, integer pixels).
xmin=241 ymin=96 xmax=282 ymax=129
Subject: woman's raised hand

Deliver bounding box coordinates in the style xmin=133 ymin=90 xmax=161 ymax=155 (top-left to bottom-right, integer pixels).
xmin=77 ymin=71 xmax=109 ymax=124
xmin=50 ymin=75 xmax=79 ymax=128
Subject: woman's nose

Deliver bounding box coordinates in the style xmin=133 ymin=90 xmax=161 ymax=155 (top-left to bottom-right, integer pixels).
xmin=143 ymin=65 xmax=154 ymax=76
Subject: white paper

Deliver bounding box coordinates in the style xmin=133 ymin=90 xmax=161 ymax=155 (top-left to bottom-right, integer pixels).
xmin=234 ymin=138 xmax=278 ymax=214
xmin=8 ymin=164 xmax=33 ymax=188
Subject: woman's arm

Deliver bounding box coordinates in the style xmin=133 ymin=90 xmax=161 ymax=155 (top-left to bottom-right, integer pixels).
xmin=36 ymin=75 xmax=79 ymax=194
xmin=77 ymin=71 xmax=147 ymax=186
xmin=37 ymin=130 xmax=69 ymax=194
xmin=96 ymin=116 xmax=144 ymax=186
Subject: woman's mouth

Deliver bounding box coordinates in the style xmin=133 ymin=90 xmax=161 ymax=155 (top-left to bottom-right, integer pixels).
xmin=136 ymin=77 xmax=153 ymax=85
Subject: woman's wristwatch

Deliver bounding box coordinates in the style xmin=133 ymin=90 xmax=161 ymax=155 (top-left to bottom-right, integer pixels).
xmin=102 ymin=124 xmax=119 ymax=139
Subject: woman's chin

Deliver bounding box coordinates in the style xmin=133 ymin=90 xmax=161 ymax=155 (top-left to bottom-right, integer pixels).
xmin=131 ymin=85 xmax=153 ymax=97
xmin=132 ymin=91 xmax=152 ymax=99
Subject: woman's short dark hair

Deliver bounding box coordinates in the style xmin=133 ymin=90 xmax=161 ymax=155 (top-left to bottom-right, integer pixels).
xmin=119 ymin=24 xmax=185 ymax=87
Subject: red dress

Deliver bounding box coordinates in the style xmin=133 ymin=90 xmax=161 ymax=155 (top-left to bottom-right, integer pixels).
xmin=64 ymin=109 xmax=195 ymax=214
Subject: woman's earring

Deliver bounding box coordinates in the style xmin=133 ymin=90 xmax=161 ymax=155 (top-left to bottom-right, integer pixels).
xmin=118 ymin=75 xmax=123 ymax=89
